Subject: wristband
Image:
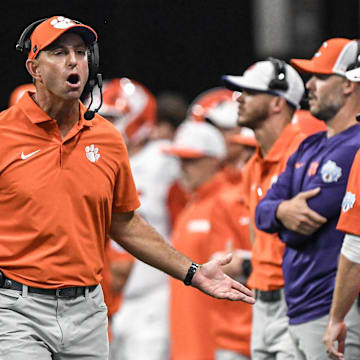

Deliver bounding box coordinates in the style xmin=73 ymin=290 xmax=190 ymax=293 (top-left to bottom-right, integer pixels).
xmin=183 ymin=263 xmax=199 ymax=286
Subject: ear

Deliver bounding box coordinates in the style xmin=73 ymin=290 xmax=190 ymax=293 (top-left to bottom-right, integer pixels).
xmin=25 ymin=59 xmax=41 ymax=82
xmin=343 ymin=78 xmax=357 ymax=96
xmin=270 ymin=96 xmax=286 ymax=114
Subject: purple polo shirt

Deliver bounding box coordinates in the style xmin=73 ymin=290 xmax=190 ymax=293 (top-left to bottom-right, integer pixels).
xmin=255 ymin=123 xmax=360 ymax=325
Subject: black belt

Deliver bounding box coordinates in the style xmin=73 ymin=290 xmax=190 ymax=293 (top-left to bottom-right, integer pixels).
xmin=0 ymin=275 xmax=97 ymax=298
xmin=254 ymin=289 xmax=281 ymax=302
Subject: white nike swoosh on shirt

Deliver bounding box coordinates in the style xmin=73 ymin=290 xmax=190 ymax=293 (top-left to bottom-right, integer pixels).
xmin=21 ymin=149 xmax=40 ymax=160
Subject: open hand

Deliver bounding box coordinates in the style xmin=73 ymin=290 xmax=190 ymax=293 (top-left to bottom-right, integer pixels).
xmin=191 ymin=253 xmax=255 ymax=304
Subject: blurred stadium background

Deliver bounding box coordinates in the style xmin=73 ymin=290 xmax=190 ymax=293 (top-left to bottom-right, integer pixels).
xmin=1 ymin=0 xmax=359 ymax=110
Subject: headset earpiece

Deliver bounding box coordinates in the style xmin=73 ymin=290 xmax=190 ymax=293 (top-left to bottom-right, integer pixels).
xmin=87 ymin=42 xmax=100 ymax=88
xmin=16 ymin=18 xmax=48 ymax=54
xmin=347 ymin=39 xmax=360 ymax=72
xmin=267 ymin=57 xmax=289 ymax=91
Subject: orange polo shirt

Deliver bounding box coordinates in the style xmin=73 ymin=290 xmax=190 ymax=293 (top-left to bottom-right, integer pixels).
xmin=167 ymin=163 xmax=242 ymax=232
xmin=170 ymin=172 xmax=226 ymax=360
xmin=242 ymin=123 xmax=306 ymax=291
xmin=337 ymin=149 xmax=360 ymax=235
xmin=167 ymin=180 xmax=190 ymax=229
xmin=0 ymin=92 xmax=140 ymax=288
xmin=209 ymin=182 xmax=252 ymax=357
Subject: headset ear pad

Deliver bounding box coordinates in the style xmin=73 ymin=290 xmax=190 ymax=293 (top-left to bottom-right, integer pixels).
xmin=268 ymin=57 xmax=289 ymax=91
xmin=87 ymin=42 xmax=99 ymax=88
xmin=15 ymin=18 xmax=48 ymax=54
xmin=81 ymin=42 xmax=100 ymax=101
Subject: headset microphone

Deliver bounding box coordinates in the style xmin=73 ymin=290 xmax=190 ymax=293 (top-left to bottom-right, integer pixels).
xmin=84 ymin=73 xmax=103 ymax=120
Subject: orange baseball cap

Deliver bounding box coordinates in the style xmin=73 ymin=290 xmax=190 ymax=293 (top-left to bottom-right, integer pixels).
xmin=291 ymin=38 xmax=357 ymax=76
xmin=28 ymin=16 xmax=97 ymax=59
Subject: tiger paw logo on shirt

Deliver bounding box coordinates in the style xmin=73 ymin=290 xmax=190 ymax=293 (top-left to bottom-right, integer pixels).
xmin=320 ymin=160 xmax=342 ymax=183
xmin=342 ymin=192 xmax=356 ymax=213
xmin=85 ymin=144 xmax=100 ymax=163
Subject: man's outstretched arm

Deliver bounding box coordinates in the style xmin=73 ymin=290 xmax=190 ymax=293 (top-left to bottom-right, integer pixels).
xmin=109 ymin=211 xmax=255 ymax=303
xmin=323 ymin=234 xmax=360 ymax=359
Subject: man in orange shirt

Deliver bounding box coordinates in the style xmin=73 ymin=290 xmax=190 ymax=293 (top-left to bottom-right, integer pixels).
xmin=0 ymin=16 xmax=254 ymax=360
xmin=209 ymin=128 xmax=257 ymax=360
xmin=323 ymin=63 xmax=360 ymax=359
xmin=222 ymin=58 xmax=306 ymax=359
xmin=165 ymin=120 xmax=229 ymax=360
xmin=167 ymin=87 xmax=252 ymax=227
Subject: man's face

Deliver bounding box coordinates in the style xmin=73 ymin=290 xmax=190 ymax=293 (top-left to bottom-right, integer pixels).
xmin=306 ymin=74 xmax=346 ymax=122
xmin=180 ymin=156 xmax=218 ymax=190
xmin=236 ymin=90 xmax=272 ymax=129
xmin=35 ymin=32 xmax=89 ymax=101
xmin=219 ymin=127 xmax=244 ymax=163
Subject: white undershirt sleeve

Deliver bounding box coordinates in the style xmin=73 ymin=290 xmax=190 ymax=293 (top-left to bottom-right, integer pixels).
xmin=341 ymin=233 xmax=360 ymax=264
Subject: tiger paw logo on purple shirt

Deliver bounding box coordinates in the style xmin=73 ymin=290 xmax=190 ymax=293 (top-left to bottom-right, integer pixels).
xmin=342 ymin=192 xmax=356 ymax=213
xmin=320 ymin=160 xmax=342 ymax=183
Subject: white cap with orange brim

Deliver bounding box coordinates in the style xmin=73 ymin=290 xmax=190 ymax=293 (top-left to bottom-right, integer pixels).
xmin=163 ymin=121 xmax=227 ymax=160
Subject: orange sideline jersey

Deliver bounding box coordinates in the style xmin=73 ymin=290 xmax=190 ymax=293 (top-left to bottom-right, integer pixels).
xmin=242 ymin=124 xmax=306 ymax=291
xmin=167 ymin=166 xmax=241 ymax=232
xmin=219 ymin=164 xmax=243 ymax=186
xmin=0 ymin=92 xmax=140 ymax=288
xmin=209 ymin=182 xmax=252 ymax=357
xmin=167 ymin=180 xmax=190 ymax=229
xmin=170 ymin=172 xmax=226 ymax=360
xmin=337 ymin=149 xmax=360 ymax=235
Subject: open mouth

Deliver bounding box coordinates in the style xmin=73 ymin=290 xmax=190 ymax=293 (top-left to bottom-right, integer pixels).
xmin=67 ymin=74 xmax=80 ymax=86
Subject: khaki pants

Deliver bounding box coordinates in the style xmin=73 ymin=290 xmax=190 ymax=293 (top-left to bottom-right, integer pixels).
xmin=0 ymin=284 xmax=108 ymax=360
xmin=251 ymin=288 xmax=295 ymax=360
xmin=289 ymin=300 xmax=360 ymax=360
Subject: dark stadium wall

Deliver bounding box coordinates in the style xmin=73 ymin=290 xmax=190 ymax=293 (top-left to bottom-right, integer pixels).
xmin=0 ymin=0 xmax=358 ymax=111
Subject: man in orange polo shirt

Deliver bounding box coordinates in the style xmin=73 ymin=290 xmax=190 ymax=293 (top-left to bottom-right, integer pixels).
xmin=208 ymin=127 xmax=257 ymax=360
xmin=223 ymin=58 xmax=306 ymax=359
xmin=323 ymin=63 xmax=360 ymax=359
xmin=165 ymin=120 xmax=229 ymax=360
xmin=0 ymin=16 xmax=254 ymax=360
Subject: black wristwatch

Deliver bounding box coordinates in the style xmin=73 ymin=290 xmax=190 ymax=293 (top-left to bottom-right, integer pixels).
xmin=183 ymin=263 xmax=199 ymax=286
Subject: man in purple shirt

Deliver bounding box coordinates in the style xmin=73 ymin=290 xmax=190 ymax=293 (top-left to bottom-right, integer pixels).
xmin=255 ymin=38 xmax=360 ymax=359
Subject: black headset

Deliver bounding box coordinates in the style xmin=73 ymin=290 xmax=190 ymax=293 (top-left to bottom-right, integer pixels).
xmin=346 ymin=39 xmax=360 ymax=72
xmin=267 ymin=57 xmax=289 ymax=91
xmin=15 ymin=17 xmax=103 ymax=120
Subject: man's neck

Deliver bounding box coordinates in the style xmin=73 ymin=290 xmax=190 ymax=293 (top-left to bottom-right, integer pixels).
xmin=33 ymin=92 xmax=80 ymax=139
xmin=255 ymin=115 xmax=291 ymax=158
xmin=325 ymin=103 xmax=360 ymax=138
